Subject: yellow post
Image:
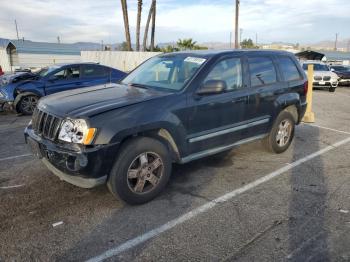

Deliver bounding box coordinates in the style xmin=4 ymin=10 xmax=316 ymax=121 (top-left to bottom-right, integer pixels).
xmin=302 ymin=64 xmax=315 ymax=123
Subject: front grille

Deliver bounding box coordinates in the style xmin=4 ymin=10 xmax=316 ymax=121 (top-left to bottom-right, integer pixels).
xmin=323 ymin=76 xmax=331 ymax=81
xmin=32 ymin=108 xmax=62 ymax=141
xmin=314 ymin=76 xmax=322 ymax=81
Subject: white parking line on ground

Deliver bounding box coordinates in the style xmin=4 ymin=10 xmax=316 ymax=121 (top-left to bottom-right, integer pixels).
xmin=307 ymin=124 xmax=350 ymax=135
xmin=0 ymin=184 xmax=25 ymax=189
xmin=0 ymin=154 xmax=32 ymax=162
xmin=86 ymin=136 xmax=350 ymax=262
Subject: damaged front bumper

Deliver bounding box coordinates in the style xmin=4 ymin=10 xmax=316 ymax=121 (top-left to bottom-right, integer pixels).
xmin=24 ymin=125 xmax=119 ymax=188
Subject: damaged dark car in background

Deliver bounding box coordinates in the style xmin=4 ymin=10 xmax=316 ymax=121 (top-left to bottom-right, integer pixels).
xmin=0 ymin=63 xmax=126 ymax=114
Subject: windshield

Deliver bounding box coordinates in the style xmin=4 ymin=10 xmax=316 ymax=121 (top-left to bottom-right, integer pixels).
xmin=121 ymin=55 xmax=207 ymax=92
xmin=302 ymin=63 xmax=329 ymax=71
xmin=36 ymin=66 xmax=59 ymax=77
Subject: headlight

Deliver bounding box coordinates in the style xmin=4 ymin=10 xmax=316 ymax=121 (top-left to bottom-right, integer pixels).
xmin=58 ymin=119 xmax=96 ymax=145
xmin=0 ymin=92 xmax=4 ymax=98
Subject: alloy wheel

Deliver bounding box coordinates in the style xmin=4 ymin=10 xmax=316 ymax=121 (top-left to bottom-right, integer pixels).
xmin=276 ymin=119 xmax=292 ymax=147
xmin=127 ymin=152 xmax=164 ymax=194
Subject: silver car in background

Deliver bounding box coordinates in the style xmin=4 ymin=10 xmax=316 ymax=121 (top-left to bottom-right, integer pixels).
xmin=302 ymin=61 xmax=338 ymax=92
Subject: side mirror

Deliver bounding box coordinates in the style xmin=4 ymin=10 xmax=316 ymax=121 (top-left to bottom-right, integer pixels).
xmin=196 ymin=80 xmax=226 ymax=95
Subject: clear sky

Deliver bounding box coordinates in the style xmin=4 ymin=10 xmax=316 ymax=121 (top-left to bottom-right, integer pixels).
xmin=0 ymin=0 xmax=349 ymax=44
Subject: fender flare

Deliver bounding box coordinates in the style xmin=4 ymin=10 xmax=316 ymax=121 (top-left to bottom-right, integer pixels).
xmin=14 ymin=92 xmax=41 ymax=111
xmin=274 ymin=93 xmax=301 ymax=122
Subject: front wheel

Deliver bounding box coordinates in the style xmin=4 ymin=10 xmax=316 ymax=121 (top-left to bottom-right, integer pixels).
xmin=17 ymin=95 xmax=39 ymax=115
xmin=263 ymin=111 xmax=295 ymax=154
xmin=329 ymin=86 xmax=336 ymax=92
xmin=107 ymin=137 xmax=172 ymax=205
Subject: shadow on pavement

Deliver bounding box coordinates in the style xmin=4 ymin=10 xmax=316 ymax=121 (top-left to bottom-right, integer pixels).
xmin=288 ymin=127 xmax=330 ymax=261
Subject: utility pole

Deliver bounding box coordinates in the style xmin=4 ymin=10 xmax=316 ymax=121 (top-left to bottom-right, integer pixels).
xmin=255 ymin=33 xmax=258 ymax=47
xmin=334 ymin=33 xmax=338 ymax=51
xmin=229 ymin=32 xmax=232 ymax=48
xmin=234 ymin=0 xmax=240 ymax=49
xmin=57 ymin=36 xmax=60 ymax=44
xmin=101 ymin=40 xmax=104 ymax=51
xmin=14 ymin=20 xmax=19 ymax=40
xmin=239 ymin=28 xmax=243 ymax=48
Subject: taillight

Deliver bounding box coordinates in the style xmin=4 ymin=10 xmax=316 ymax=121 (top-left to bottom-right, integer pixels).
xmin=303 ymin=81 xmax=308 ymax=96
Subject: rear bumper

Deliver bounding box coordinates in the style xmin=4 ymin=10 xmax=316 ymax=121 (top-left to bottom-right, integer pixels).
xmin=298 ymin=101 xmax=307 ymax=124
xmin=24 ymin=125 xmax=119 ymax=188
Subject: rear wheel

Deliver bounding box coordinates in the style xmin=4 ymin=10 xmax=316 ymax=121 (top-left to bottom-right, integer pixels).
xmin=17 ymin=95 xmax=39 ymax=115
xmin=263 ymin=110 xmax=295 ymax=154
xmin=107 ymin=137 xmax=172 ymax=205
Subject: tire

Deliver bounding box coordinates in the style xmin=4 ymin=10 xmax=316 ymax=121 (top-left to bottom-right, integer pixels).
xmin=263 ymin=110 xmax=295 ymax=154
xmin=107 ymin=137 xmax=172 ymax=205
xmin=329 ymin=86 xmax=336 ymax=92
xmin=17 ymin=95 xmax=39 ymax=115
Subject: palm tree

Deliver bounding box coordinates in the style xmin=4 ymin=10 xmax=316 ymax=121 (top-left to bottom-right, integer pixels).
xmin=136 ymin=0 xmax=142 ymax=51
xmin=121 ymin=0 xmax=131 ymax=51
xmin=150 ymin=0 xmax=156 ymax=51
xmin=142 ymin=0 xmax=156 ymax=51
xmin=177 ymin=38 xmax=197 ymax=50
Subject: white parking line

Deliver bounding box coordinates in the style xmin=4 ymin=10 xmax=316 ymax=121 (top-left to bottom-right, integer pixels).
xmin=86 ymin=136 xmax=350 ymax=262
xmin=307 ymin=124 xmax=350 ymax=135
xmin=0 ymin=154 xmax=32 ymax=162
xmin=0 ymin=184 xmax=25 ymax=189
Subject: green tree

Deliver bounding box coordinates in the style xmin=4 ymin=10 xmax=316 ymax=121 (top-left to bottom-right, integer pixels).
xmin=120 ymin=41 xmax=133 ymax=51
xmin=176 ymin=38 xmax=208 ymax=51
xmin=160 ymin=45 xmax=179 ymax=53
xmin=240 ymin=38 xmax=257 ymax=49
xmin=177 ymin=38 xmax=197 ymax=50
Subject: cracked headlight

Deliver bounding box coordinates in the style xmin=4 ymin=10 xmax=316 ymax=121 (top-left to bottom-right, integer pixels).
xmin=58 ymin=119 xmax=96 ymax=145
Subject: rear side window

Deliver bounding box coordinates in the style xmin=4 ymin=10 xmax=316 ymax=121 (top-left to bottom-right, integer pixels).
xmin=278 ymin=57 xmax=301 ymax=81
xmin=82 ymin=65 xmax=107 ymax=78
xmin=248 ymin=57 xmax=277 ymax=87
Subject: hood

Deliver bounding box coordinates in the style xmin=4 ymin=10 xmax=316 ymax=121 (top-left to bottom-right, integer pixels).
xmin=38 ymin=83 xmax=172 ymax=117
xmin=0 ymin=72 xmax=38 ymax=87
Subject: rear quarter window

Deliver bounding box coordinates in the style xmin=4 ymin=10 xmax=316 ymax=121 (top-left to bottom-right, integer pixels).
xmin=278 ymin=57 xmax=302 ymax=81
xmin=248 ymin=57 xmax=277 ymax=87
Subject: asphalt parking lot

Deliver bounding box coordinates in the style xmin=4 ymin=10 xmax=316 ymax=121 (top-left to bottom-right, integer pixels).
xmin=1 ymin=88 xmax=350 ymax=261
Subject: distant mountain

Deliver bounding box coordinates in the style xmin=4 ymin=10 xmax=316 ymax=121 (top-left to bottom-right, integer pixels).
xmin=311 ymin=39 xmax=350 ymax=50
xmin=1 ymin=36 xmax=348 ymax=52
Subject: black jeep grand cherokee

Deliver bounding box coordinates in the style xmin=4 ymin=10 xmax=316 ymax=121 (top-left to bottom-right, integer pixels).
xmin=25 ymin=50 xmax=307 ymax=204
